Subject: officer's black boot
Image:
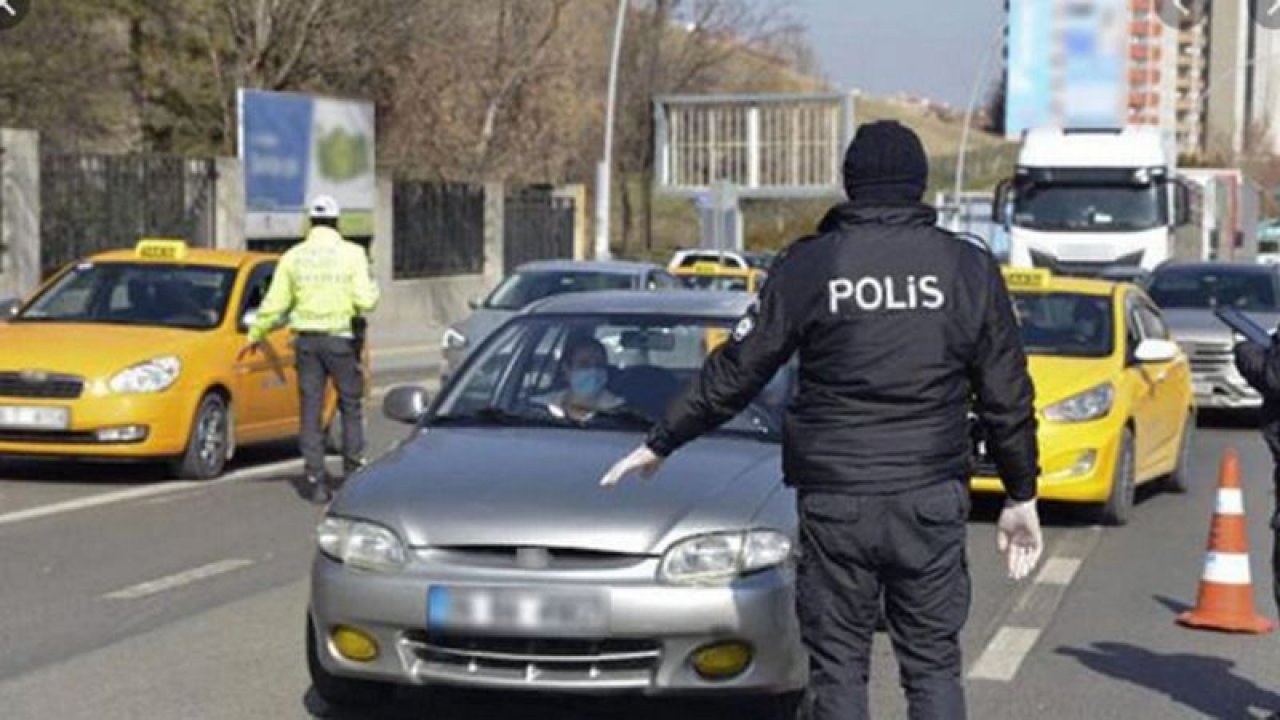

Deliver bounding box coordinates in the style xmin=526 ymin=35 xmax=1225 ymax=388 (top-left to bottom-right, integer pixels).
xmin=305 ymin=474 xmax=332 ymax=505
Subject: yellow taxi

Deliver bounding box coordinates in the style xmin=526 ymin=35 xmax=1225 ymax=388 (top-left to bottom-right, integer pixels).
xmin=971 ymin=268 xmax=1195 ymax=525
xmin=0 ymin=239 xmax=333 ymax=479
xmin=673 ymin=262 xmax=766 ymax=294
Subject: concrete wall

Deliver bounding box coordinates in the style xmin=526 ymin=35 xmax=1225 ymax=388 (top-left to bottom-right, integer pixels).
xmin=0 ymin=129 xmax=41 ymax=301
xmin=1205 ymin=0 xmax=1249 ymax=157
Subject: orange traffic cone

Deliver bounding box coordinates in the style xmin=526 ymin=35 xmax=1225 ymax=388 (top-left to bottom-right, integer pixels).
xmin=1177 ymin=448 xmax=1275 ymax=634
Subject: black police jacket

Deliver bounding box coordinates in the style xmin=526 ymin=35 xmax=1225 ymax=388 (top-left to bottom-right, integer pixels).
xmin=646 ymin=202 xmax=1039 ymax=501
xmin=1235 ymin=340 xmax=1280 ymax=481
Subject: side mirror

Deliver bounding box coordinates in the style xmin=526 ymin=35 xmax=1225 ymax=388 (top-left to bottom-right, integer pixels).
xmin=241 ymin=308 xmax=259 ymax=330
xmin=383 ymin=385 xmax=431 ymax=425
xmin=993 ymin=179 xmax=1013 ymax=225
xmin=0 ymin=298 xmax=20 ymax=319
xmin=1135 ymin=338 xmax=1179 ymax=364
xmin=1174 ymin=180 xmax=1192 ymax=227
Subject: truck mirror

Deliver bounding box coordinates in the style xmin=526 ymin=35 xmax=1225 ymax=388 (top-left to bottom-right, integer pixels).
xmin=1174 ymin=180 xmax=1192 ymax=227
xmin=993 ymin=179 xmax=1012 ymax=225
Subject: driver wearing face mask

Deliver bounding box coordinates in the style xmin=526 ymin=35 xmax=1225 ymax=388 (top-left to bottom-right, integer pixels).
xmin=532 ymin=336 xmax=624 ymax=422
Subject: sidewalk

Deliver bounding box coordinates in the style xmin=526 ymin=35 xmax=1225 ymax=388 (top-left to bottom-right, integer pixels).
xmin=366 ymin=320 xmax=443 ymax=376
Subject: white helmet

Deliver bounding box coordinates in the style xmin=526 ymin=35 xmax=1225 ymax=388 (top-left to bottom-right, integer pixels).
xmin=309 ymin=194 xmax=341 ymax=220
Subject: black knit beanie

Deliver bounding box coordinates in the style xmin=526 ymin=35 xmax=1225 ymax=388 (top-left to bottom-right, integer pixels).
xmin=842 ymin=120 xmax=929 ymax=205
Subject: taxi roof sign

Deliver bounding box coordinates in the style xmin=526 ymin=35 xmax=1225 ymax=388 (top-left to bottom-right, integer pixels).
xmin=1002 ymin=267 xmax=1051 ymax=290
xmin=135 ymin=238 xmax=190 ymax=261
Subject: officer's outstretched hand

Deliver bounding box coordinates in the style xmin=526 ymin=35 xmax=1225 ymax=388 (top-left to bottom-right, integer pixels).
xmin=599 ymin=445 xmax=664 ymax=488
xmin=236 ymin=342 xmax=262 ymax=362
xmin=996 ymin=498 xmax=1043 ymax=581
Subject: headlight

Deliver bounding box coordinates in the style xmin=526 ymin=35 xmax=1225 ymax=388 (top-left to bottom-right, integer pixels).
xmin=442 ymin=328 xmax=467 ymax=350
xmin=659 ymin=530 xmax=792 ymax=585
xmin=317 ymin=516 xmax=407 ymax=573
xmin=108 ymin=356 xmax=181 ymax=394
xmin=1044 ymin=383 xmax=1115 ymax=423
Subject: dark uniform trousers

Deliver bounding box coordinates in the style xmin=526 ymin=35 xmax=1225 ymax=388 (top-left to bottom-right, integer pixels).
xmin=296 ymin=333 xmax=366 ymax=479
xmin=796 ymin=481 xmax=971 ymax=720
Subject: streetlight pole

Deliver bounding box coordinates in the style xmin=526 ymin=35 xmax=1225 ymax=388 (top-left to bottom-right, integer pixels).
xmin=595 ymin=0 xmax=628 ymax=261
xmin=954 ymin=20 xmax=1006 ymax=231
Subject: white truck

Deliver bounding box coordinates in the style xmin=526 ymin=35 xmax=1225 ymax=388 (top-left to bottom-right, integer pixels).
xmin=995 ymin=126 xmax=1192 ymax=276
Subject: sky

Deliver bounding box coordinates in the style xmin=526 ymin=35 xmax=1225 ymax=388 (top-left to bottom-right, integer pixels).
xmin=784 ymin=0 xmax=1005 ymax=108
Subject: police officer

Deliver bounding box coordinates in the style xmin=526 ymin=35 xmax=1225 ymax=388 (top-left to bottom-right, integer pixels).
xmin=240 ymin=195 xmax=380 ymax=504
xmin=601 ymin=121 xmax=1043 ymax=719
xmin=1234 ymin=337 xmax=1280 ymax=620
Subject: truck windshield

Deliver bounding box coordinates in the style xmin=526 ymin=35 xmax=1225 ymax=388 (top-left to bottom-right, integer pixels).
xmin=1013 ymin=180 xmax=1165 ymax=233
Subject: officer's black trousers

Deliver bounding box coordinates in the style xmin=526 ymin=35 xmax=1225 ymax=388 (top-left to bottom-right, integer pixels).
xmin=296 ymin=334 xmax=365 ymax=480
xmin=796 ymin=481 xmax=971 ymax=720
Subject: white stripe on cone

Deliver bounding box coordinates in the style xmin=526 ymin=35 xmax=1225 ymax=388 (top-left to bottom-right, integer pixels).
xmin=1202 ymin=552 xmax=1252 ymax=585
xmin=1215 ymin=488 xmax=1245 ymax=516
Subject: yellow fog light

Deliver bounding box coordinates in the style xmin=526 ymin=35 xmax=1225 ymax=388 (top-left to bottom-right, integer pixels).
xmin=330 ymin=626 xmax=379 ymax=662
xmin=1044 ymin=450 xmax=1098 ymax=481
xmin=691 ymin=641 xmax=753 ymax=680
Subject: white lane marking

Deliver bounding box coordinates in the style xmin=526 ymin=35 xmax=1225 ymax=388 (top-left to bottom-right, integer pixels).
xmin=104 ymin=558 xmax=254 ymax=600
xmin=371 ymin=344 xmax=437 ymax=359
xmin=0 ymin=458 xmax=302 ymax=529
xmin=1034 ymin=557 xmax=1082 ymax=586
xmin=967 ymin=626 xmax=1042 ymax=682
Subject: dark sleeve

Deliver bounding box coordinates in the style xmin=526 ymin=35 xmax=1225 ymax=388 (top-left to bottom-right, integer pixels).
xmin=1235 ymin=338 xmax=1280 ymax=397
xmin=968 ymin=256 xmax=1040 ymax=502
xmin=646 ymin=261 xmax=806 ymax=457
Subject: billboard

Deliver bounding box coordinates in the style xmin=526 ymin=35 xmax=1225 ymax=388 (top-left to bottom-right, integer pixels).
xmin=1006 ymin=0 xmax=1129 ymax=137
xmin=238 ymin=89 xmax=376 ymax=238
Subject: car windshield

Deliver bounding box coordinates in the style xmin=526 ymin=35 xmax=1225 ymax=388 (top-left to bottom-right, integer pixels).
xmin=1011 ymin=292 xmax=1114 ymax=358
xmin=15 ymin=262 xmax=235 ymax=330
xmin=1013 ymin=180 xmax=1165 ymax=232
xmin=433 ymin=314 xmax=792 ymax=442
xmin=483 ymin=270 xmax=635 ymax=310
xmin=1146 ymin=268 xmax=1279 ymax=311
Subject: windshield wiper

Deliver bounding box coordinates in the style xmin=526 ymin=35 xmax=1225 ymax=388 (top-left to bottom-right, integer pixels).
xmin=433 ymin=405 xmax=568 ymax=428
xmin=593 ymin=406 xmax=655 ymax=428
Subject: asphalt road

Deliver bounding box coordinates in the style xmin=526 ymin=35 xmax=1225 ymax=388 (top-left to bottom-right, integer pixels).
xmin=0 ymin=381 xmax=1277 ymax=719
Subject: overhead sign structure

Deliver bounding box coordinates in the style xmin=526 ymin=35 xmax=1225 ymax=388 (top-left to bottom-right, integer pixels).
xmin=238 ymin=89 xmax=376 ymax=239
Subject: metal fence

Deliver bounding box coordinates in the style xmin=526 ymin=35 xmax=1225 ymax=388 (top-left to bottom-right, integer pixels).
xmin=392 ymin=181 xmax=485 ymax=280
xmin=504 ymin=187 xmax=575 ymax=274
xmin=39 ymin=153 xmax=216 ymax=278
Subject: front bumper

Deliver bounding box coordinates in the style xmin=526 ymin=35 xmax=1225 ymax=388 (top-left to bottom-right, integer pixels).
xmin=309 ymin=550 xmax=807 ymax=695
xmin=971 ymin=415 xmax=1123 ymax=503
xmin=0 ymin=390 xmax=198 ymax=458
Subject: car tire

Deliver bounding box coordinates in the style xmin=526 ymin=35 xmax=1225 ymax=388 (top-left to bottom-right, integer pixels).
xmin=306 ymin=615 xmax=394 ymax=709
xmin=173 ymin=393 xmax=230 ymax=480
xmin=1163 ymin=412 xmax=1195 ymax=494
xmin=1096 ymin=427 xmax=1136 ymax=527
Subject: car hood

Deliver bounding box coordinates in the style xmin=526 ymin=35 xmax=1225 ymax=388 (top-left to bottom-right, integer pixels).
xmin=0 ymin=322 xmax=203 ymax=378
xmin=1027 ymin=355 xmax=1118 ymax=409
xmin=332 ymin=427 xmax=783 ymax=556
xmin=1161 ymin=308 xmax=1280 ymax=344
xmin=453 ymin=309 xmax=515 ymax=349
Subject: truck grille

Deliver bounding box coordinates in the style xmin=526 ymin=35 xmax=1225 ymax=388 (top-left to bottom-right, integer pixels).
xmin=401 ymin=633 xmax=660 ymax=688
xmin=1178 ymin=340 xmax=1233 ymax=374
xmin=0 ymin=372 xmax=85 ymax=400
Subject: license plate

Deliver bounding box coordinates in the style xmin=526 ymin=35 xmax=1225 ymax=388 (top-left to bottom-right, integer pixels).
xmin=0 ymin=406 xmax=69 ymax=430
xmin=427 ymin=586 xmax=608 ymax=634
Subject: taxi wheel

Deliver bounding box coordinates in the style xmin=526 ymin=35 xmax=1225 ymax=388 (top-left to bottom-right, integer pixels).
xmin=1163 ymin=412 xmax=1195 ymax=494
xmin=306 ymin=615 xmax=394 ymax=709
xmin=1096 ymin=427 xmax=1136 ymax=527
xmin=174 ymin=393 xmax=229 ymax=481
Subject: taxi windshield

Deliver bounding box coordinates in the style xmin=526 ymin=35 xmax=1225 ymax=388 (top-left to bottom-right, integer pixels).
xmin=16 ymin=262 xmax=235 ymax=331
xmin=433 ymin=314 xmax=792 ymax=442
xmin=680 ymin=274 xmax=754 ymax=292
xmin=1011 ymin=292 xmax=1114 ymax=358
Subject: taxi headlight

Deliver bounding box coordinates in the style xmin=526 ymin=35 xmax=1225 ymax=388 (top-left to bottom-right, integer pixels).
xmin=659 ymin=530 xmax=792 ymax=585
xmin=108 ymin=356 xmax=181 ymax=394
xmin=317 ymin=516 xmax=406 ymax=573
xmin=442 ymin=328 xmax=467 ymax=350
xmin=1044 ymin=383 xmax=1115 ymax=423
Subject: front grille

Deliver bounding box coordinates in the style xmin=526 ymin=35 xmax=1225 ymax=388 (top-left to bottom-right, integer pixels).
xmin=1029 ymin=250 xmax=1145 ymax=278
xmin=428 ymin=546 xmax=648 ymax=571
xmin=401 ymin=633 xmax=660 ymax=687
xmin=1178 ymin=340 xmax=1233 ymax=374
xmin=0 ymin=372 xmax=85 ymax=399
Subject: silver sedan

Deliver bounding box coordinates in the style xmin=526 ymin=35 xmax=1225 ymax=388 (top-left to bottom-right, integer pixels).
xmin=307 ymin=291 xmax=806 ymax=712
